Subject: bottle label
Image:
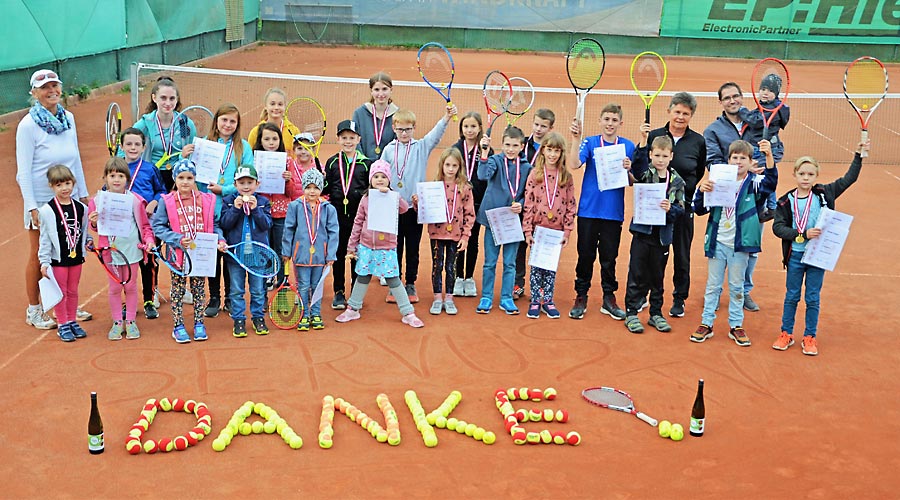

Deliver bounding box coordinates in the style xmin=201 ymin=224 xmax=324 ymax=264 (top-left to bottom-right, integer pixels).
xmin=690 ymin=417 xmax=705 ymax=434
xmin=89 ymin=432 xmax=104 ymax=451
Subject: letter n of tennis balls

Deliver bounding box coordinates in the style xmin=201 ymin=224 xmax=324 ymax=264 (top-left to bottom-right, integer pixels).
xmin=157 ymin=437 xmax=172 ymax=453
xmin=670 ymin=423 xmax=684 ymax=441
xmin=528 ymin=409 xmax=542 ymax=422
xmin=658 ymin=420 xmax=672 ymax=438
xmin=565 ymin=431 xmax=582 ymax=446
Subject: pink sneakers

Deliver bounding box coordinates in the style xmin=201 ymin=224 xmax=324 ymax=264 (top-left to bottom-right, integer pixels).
xmin=335 ymin=308 xmax=361 ymax=323
xmin=402 ymin=313 xmax=424 ymax=328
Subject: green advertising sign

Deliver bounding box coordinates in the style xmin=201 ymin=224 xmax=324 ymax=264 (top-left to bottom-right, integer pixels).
xmin=661 ymin=0 xmax=900 ymax=43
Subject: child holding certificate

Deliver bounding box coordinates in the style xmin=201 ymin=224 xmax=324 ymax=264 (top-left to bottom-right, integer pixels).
xmin=253 ymin=122 xmax=291 ymax=289
xmin=771 ymin=142 xmax=866 ymax=356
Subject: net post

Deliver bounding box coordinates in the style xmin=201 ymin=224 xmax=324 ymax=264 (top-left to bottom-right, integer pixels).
xmin=130 ymin=62 xmax=141 ymax=123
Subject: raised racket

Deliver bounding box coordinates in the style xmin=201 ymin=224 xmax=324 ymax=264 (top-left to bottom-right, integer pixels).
xmin=482 ymin=70 xmax=514 ymax=145
xmin=286 ymin=97 xmax=327 ymax=158
xmin=582 ymin=386 xmax=658 ymax=426
xmin=87 ymin=241 xmax=132 ymax=285
xmin=224 ymin=241 xmax=280 ymax=279
xmin=843 ymin=56 xmax=888 ymax=158
xmin=418 ymin=42 xmax=457 ymax=121
xmin=504 ymin=76 xmax=536 ymax=128
xmin=630 ymin=51 xmax=668 ymax=125
xmin=150 ymin=242 xmax=192 ymax=277
xmin=566 ymin=38 xmax=605 ymax=131
xmin=106 ymin=102 xmax=122 ymax=157
xmin=268 ymin=264 xmax=304 ymax=330
xmin=750 ymin=58 xmax=790 ymax=141
xmin=154 ymin=105 xmax=214 ymax=169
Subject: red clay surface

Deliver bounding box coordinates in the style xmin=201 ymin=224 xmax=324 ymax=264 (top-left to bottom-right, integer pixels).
xmin=1 ymin=45 xmax=899 ymax=499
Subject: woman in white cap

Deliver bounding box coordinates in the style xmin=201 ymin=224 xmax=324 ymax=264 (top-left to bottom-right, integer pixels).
xmin=16 ymin=69 xmax=92 ymax=330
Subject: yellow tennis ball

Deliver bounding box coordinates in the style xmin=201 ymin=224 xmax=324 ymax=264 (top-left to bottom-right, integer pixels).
xmin=539 ymin=429 xmax=553 ymax=444
xmin=426 ymin=413 xmax=437 ymax=426
xmin=464 ymin=423 xmax=477 ymax=436
xmin=212 ymin=438 xmax=226 ymax=451
xmin=518 ymin=387 xmax=529 ymax=400
xmin=251 ymin=421 xmax=264 ymax=434
xmin=424 ymin=432 xmax=438 ymax=448
xmin=387 ymin=431 xmax=401 ymax=446
xmin=446 ymin=417 xmax=459 ymax=431
xmin=482 ymin=431 xmax=496 ymax=444
xmin=525 ymin=432 xmax=541 ymax=444
xmin=143 ymin=440 xmax=158 ymax=454
xmin=263 ymin=420 xmax=277 ymax=434
xmin=289 ymin=435 xmax=303 ymax=449
xmin=455 ymin=420 xmax=468 ymax=434
xmin=435 ymin=415 xmax=447 ymax=429
xmin=670 ymin=424 xmax=684 ymax=441
xmin=239 ymin=422 xmax=252 ymax=435
xmin=318 ymin=435 xmax=333 ymax=449
xmin=473 ymin=427 xmax=485 ymax=441
xmin=658 ymin=420 xmax=672 ymax=438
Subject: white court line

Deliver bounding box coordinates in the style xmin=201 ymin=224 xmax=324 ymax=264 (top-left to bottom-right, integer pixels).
xmin=796 ymin=120 xmax=854 ymax=155
xmin=0 ymin=231 xmax=24 ymax=250
xmin=885 ymin=170 xmax=900 ymax=182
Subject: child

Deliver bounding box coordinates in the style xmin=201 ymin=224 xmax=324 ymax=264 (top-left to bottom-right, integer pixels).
xmin=451 ymin=111 xmax=490 ymax=298
xmin=412 ymin=148 xmax=475 ymax=315
xmin=476 ymin=126 xmax=532 ymax=314
xmin=87 ymin=158 xmax=156 ymax=340
xmin=691 ymin=140 xmax=778 ymax=347
xmin=624 ymin=133 xmax=686 ymax=334
xmin=217 ymin=165 xmax=273 ymax=337
xmin=521 ymin=132 xmax=575 ymax=319
xmin=380 ymin=105 xmax=458 ymax=303
xmin=120 ymin=127 xmax=167 ymax=319
xmin=352 ymin=72 xmax=400 ymax=159
xmin=253 ymin=122 xmax=292 ymax=289
xmin=151 ymin=159 xmax=221 ymax=344
xmin=322 ymin=119 xmax=371 ymax=310
xmin=771 ymin=142 xmax=866 ymax=356
xmin=38 ymin=165 xmax=91 ymax=342
xmin=283 ymin=169 xmax=339 ymax=330
xmin=247 ymin=88 xmax=300 ymax=148
xmin=336 ymin=160 xmax=424 ymax=328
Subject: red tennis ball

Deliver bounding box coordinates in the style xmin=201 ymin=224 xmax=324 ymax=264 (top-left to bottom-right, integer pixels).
xmin=184 ymin=400 xmax=197 ymax=413
xmin=528 ymin=409 xmax=543 ymax=422
xmin=126 ymin=439 xmax=141 ymax=455
xmin=157 ymin=437 xmax=172 ymax=453
xmin=514 ymin=409 xmax=528 ymax=422
xmin=543 ymin=387 xmax=558 ymax=400
xmin=186 ymin=433 xmax=199 ymax=446
xmin=542 ymin=408 xmax=555 ymax=422
xmin=555 ymin=409 xmax=569 ymax=423
xmin=171 ymin=398 xmax=185 ymax=412
xmin=512 ymin=430 xmax=527 ymax=445
xmin=504 ymin=419 xmax=517 ymax=432
xmin=552 ymin=431 xmax=567 ymax=445
xmin=566 ymin=431 xmax=582 ymax=446
xmin=518 ymin=387 xmax=529 ymax=400
xmin=143 ymin=440 xmax=158 ymax=454
xmin=529 ymin=388 xmax=543 ymax=401
xmin=173 ymin=436 xmax=189 ymax=451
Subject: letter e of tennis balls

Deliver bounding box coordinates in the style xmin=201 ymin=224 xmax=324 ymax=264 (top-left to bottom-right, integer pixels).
xmin=658 ymin=420 xmax=672 ymax=438
xmin=514 ymin=409 xmax=528 ymax=422
xmin=506 ymin=388 xmax=517 ymax=400
xmin=528 ymin=409 xmax=542 ymax=422
xmin=555 ymin=409 xmax=569 ymax=423
xmin=525 ymin=432 xmax=541 ymax=444
xmin=565 ymin=431 xmax=582 ymax=446
xmin=542 ymin=408 xmax=555 ymax=422
xmin=670 ymin=423 xmax=684 ymax=441
xmin=518 ymin=387 xmax=530 ymax=400
xmin=552 ymin=431 xmax=567 ymax=445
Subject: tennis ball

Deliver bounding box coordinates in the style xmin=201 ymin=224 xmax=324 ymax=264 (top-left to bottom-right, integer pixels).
xmin=376 ymin=430 xmax=388 ymax=443
xmin=670 ymin=424 xmax=684 ymax=441
xmin=319 ymin=436 xmax=333 ymax=449
xmin=136 ymin=418 xmax=149 ymax=431
xmin=464 ymin=423 xmax=477 ymax=436
xmin=143 ymin=440 xmax=158 ymax=454
xmin=529 ymin=388 xmax=544 ymax=401
xmin=473 ymin=427 xmax=486 ymax=441
xmin=446 ymin=417 xmax=459 ymax=431
xmin=263 ymin=420 xmax=277 ymax=434
xmin=289 ymin=435 xmax=303 ymax=449
xmin=482 ymin=431 xmax=496 ymax=444
xmin=506 ymin=388 xmax=517 ymax=400
xmin=555 ymin=409 xmax=569 ymax=423
xmin=540 ymin=429 xmax=553 ymax=444
xmin=525 ymin=432 xmax=541 ymax=444
xmin=184 ymin=400 xmax=197 ymax=413
xmin=171 ymin=398 xmax=184 ymax=411
xmin=518 ymin=387 xmax=530 ymax=400
xmin=426 ymin=413 xmax=438 ymax=426
xmin=512 ymin=430 xmax=527 ymax=445
xmin=126 ymin=439 xmax=141 ymax=454
xmin=455 ymin=420 xmax=468 ymax=434
xmin=251 ymin=421 xmax=264 ymax=434
xmin=514 ymin=409 xmax=528 ymax=422
xmin=387 ymin=431 xmax=401 ymax=446
xmin=157 ymin=437 xmax=172 ymax=453
xmin=542 ymin=408 xmax=555 ymax=422
xmin=528 ymin=409 xmax=543 ymax=422
xmin=658 ymin=420 xmax=672 ymax=438
xmin=239 ymin=422 xmax=252 ymax=435
xmin=212 ymin=438 xmax=226 ymax=451
xmin=424 ymin=432 xmax=438 ymax=448
xmin=566 ymin=431 xmax=582 ymax=446
xmin=552 ymin=431 xmax=567 ymax=445
xmin=435 ymin=415 xmax=447 ymax=429
xmin=158 ymin=397 xmax=172 ymax=411
xmin=174 ymin=435 xmax=189 ymax=451
xmin=186 ymin=433 xmax=199 ymax=446
xmin=543 ymin=387 xmax=558 ymax=400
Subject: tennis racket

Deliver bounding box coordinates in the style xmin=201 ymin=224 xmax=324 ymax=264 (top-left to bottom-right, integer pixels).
xmin=87 ymin=242 xmax=132 ymax=285
xmin=630 ymin=51 xmax=668 ymax=125
xmin=417 ymin=42 xmax=457 ymax=121
xmin=150 ymin=242 xmax=192 ymax=277
xmin=504 ymin=76 xmax=536 ymax=128
xmin=482 ymin=70 xmax=514 ymax=144
xmin=566 ymin=38 xmax=605 ymax=131
xmin=286 ymin=97 xmax=327 ymax=158
xmin=582 ymin=386 xmax=658 ymax=426
xmin=155 ymin=105 xmax=214 ymax=169
xmin=843 ymin=56 xmax=888 ymax=158
xmin=106 ymin=102 xmax=122 ymax=157
xmin=224 ymin=241 xmax=280 ymax=279
xmin=268 ymin=264 xmax=304 ymax=330
xmin=750 ymin=58 xmax=790 ymax=141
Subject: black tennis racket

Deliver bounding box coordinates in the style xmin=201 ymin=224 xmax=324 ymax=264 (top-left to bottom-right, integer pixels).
xmin=566 ymin=38 xmax=606 ymax=132
xmin=87 ymin=241 xmax=132 ymax=285
xmin=150 ymin=242 xmax=192 ymax=277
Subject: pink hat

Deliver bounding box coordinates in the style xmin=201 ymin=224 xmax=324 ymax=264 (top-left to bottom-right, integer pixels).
xmin=369 ymin=159 xmax=391 ymax=183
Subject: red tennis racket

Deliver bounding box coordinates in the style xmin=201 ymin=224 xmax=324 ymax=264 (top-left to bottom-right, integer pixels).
xmin=843 ymin=56 xmax=888 ymax=158
xmin=750 ymin=58 xmax=790 ymax=141
xmin=482 ymin=70 xmax=514 ymax=145
xmin=582 ymin=386 xmax=658 ymax=426
xmin=87 ymin=242 xmax=132 ymax=286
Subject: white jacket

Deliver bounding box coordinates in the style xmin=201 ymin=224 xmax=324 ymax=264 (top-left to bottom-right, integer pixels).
xmin=38 ymin=200 xmax=90 ymax=266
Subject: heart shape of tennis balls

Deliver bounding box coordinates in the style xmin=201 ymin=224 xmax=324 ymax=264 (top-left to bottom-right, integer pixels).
xmin=670 ymin=423 xmax=684 ymax=441
xmin=658 ymin=420 xmax=672 ymax=438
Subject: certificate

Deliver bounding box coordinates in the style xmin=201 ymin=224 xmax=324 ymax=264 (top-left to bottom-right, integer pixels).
xmin=633 ymin=183 xmax=667 ymax=226
xmin=191 ymin=138 xmax=227 ymax=185
xmin=485 ymin=207 xmax=524 ymax=245
xmin=310 ymin=265 xmax=331 ymax=306
xmin=187 ymin=233 xmax=219 ymax=277
xmin=703 ymin=164 xmax=741 ymax=208
xmin=366 ymin=190 xmax=400 ymax=234
xmin=415 ymin=182 xmax=448 ymax=225
xmin=801 ymin=208 xmax=853 ymax=272
xmin=594 ymin=143 xmax=629 ymax=191
xmin=95 ymin=190 xmax=134 ymax=237
xmin=39 ymin=267 xmax=63 ymax=311
xmin=255 ymin=150 xmax=288 ymax=194
xmin=528 ymin=226 xmax=564 ymax=272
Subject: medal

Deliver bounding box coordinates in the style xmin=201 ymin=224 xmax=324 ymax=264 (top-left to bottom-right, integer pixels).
xmin=504 ymin=156 xmax=521 ymax=200
xmin=242 ymin=195 xmax=250 ymax=202
xmin=464 ymin=142 xmax=478 ymax=181
xmin=176 ymin=191 xmax=199 ymax=244
xmin=398 ymin=181 xmax=403 ymax=188
xmin=343 ymin=198 xmax=349 ymax=206
xmin=446 ymin=224 xmax=452 ymax=231
xmin=547 ymin=211 xmax=554 ymax=220
xmin=190 ymin=242 xmax=197 ymax=250
xmin=792 ymin=192 xmax=812 ymax=244
xmin=724 ymin=221 xmax=732 ymax=229
xmin=310 ymin=247 xmax=316 ymax=255
xmin=69 ymin=250 xmax=76 ymax=258
xmin=378 ymin=233 xmax=385 ymax=241
xmin=303 ymin=199 xmax=321 ymax=255
xmin=795 ymin=235 xmax=805 ymax=244
xmin=375 ymin=146 xmax=381 ymax=155
xmin=444 ymin=182 xmax=459 ymax=233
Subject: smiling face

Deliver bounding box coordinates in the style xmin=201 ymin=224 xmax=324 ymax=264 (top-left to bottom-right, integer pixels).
xmin=152 ymin=86 xmax=179 ymax=116
xmin=122 ymin=133 xmax=145 ymax=162
xmin=794 ymin=162 xmax=819 ymax=192
xmin=542 ymin=145 xmax=562 ymax=167
xmin=667 ymin=103 xmax=693 ymax=134
xmin=371 ymin=172 xmax=390 ymax=189
xmin=265 ymin=92 xmax=285 ymax=121
xmin=32 ymin=81 xmax=63 ymax=111
xmin=393 ymin=122 xmax=415 ymax=144
xmin=502 ymin=136 xmax=524 ymax=160
xmin=598 ymin=112 xmax=622 ymax=141
xmin=175 ymin=171 xmax=196 ymax=196
xmin=105 ymin=171 xmax=128 ymax=193
xmin=337 ymin=130 xmax=361 ymax=154
xmin=461 ymin=116 xmax=481 ymax=142
xmin=294 ymin=143 xmax=313 ymax=162
xmin=235 ymin=176 xmax=258 ymax=195
xmin=216 ymin=112 xmax=239 ymax=139
xmin=260 ymin=128 xmax=281 ymax=152
xmin=718 ymin=85 xmax=743 ymax=117
xmin=51 ymin=180 xmax=75 ymax=201
xmin=371 ymin=81 xmax=392 ymax=107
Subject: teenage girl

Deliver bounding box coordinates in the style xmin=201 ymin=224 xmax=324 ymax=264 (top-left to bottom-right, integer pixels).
xmin=247 ymin=87 xmax=300 ymax=149
xmin=352 ymin=72 xmax=399 ymax=159
xmin=253 ymin=122 xmax=292 ymax=287
xmin=451 ymin=111 xmax=490 ymax=298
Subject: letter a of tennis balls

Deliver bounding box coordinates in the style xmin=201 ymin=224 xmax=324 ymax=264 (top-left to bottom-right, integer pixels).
xmin=566 ymin=431 xmax=582 ymax=446
xmin=263 ymin=420 xmax=277 ymax=434
xmin=658 ymin=420 xmax=672 ymax=438
xmin=512 ymin=430 xmax=527 ymax=445
xmin=482 ymin=431 xmax=496 ymax=445
xmin=518 ymin=387 xmax=530 ymax=400
xmin=212 ymin=438 xmax=226 ymax=452
xmin=239 ymin=422 xmax=252 ymax=435
xmin=670 ymin=423 xmax=684 ymax=441
xmin=251 ymin=421 xmax=264 ymax=434
xmin=528 ymin=409 xmax=542 ymax=422
xmin=174 ymin=435 xmax=189 ymax=451
xmin=525 ymin=432 xmax=541 ymax=444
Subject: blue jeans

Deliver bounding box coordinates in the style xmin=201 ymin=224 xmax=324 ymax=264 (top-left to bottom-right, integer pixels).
xmin=701 ymin=245 xmax=750 ymax=328
xmin=295 ymin=265 xmax=324 ymax=318
xmin=481 ymin=229 xmax=519 ymax=302
xmin=270 ymin=217 xmax=286 ymax=284
xmin=780 ymin=251 xmax=825 ymax=337
xmin=227 ymin=260 xmax=266 ymax=321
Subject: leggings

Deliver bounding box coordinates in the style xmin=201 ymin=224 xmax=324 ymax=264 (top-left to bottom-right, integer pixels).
xmin=454 ymin=222 xmax=481 ymax=279
xmin=109 ymin=263 xmax=140 ymax=321
xmin=431 ymin=239 xmax=458 ymax=295
xmin=348 ymin=275 xmax=414 ymax=316
xmin=171 ymin=275 xmax=206 ymax=326
xmin=139 ymin=242 xmax=159 ymax=302
xmin=52 ymin=264 xmax=82 ymax=324
xmin=529 ymin=267 xmax=557 ymax=304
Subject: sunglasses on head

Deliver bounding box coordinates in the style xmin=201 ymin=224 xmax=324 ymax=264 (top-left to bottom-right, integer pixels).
xmin=34 ymin=71 xmax=58 ymax=82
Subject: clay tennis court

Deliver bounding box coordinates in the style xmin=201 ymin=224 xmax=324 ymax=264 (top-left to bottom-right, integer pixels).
xmin=1 ymin=45 xmax=899 ymax=498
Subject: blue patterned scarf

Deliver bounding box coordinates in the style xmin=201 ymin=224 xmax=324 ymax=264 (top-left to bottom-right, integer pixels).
xmin=29 ymin=102 xmax=71 ymax=135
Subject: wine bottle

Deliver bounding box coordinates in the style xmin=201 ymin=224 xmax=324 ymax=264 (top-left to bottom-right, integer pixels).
xmin=88 ymin=392 xmax=104 ymax=454
xmin=689 ymin=379 xmax=705 ymax=437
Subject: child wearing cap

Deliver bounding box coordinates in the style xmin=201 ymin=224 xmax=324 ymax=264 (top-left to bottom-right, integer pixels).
xmin=741 ymin=74 xmax=790 ymax=215
xmin=283 ymin=169 xmax=339 ymax=330
xmin=217 ymin=165 xmax=273 ymax=338
xmin=323 ymin=119 xmax=371 ymax=310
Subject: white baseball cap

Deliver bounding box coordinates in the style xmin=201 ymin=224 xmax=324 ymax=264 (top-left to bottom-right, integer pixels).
xmin=30 ymin=69 xmax=62 ymax=88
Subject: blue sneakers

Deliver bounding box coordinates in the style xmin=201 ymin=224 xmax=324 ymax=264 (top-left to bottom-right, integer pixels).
xmin=70 ymin=322 xmax=88 ymax=339
xmin=193 ymin=322 xmax=208 ymax=341
xmin=526 ymin=303 xmax=541 ymax=319
xmin=172 ymin=324 xmax=190 ymax=344
xmin=58 ymin=323 xmax=76 ymax=342
xmin=499 ymin=298 xmax=519 ymax=315
xmin=476 ymin=298 xmax=492 ymax=314
xmin=541 ymin=302 xmax=561 ymax=319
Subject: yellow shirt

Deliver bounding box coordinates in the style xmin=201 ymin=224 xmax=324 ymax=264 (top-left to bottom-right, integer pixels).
xmin=247 ymin=117 xmax=300 ymax=150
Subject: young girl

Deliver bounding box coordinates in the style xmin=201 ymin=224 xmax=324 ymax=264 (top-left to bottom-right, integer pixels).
xmin=451 ymin=111 xmax=490 ymax=298
xmin=521 ymin=132 xmax=576 ymax=319
xmin=253 ymin=122 xmax=291 ymax=288
xmin=283 ymin=169 xmax=339 ymax=331
xmin=771 ymin=141 xmax=867 ymax=356
xmin=38 ymin=165 xmax=91 ymax=342
xmin=88 ymin=158 xmax=156 ymax=340
xmin=412 ymin=148 xmax=475 ymax=315
xmin=336 ymin=160 xmax=423 ymax=328
xmin=247 ymin=88 xmax=300 ymax=149
xmin=151 ymin=159 xmax=221 ymax=344
xmin=199 ymin=103 xmax=254 ymax=318
xmin=352 ymin=72 xmax=399 ymax=159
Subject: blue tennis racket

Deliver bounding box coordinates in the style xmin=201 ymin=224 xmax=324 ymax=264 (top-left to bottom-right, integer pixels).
xmin=150 ymin=242 xmax=192 ymax=277
xmin=224 ymin=241 xmax=280 ymax=278
xmin=417 ymin=42 xmax=457 ymax=121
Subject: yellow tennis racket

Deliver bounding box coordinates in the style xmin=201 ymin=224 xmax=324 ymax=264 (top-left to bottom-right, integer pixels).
xmin=630 ymin=51 xmax=668 ymax=125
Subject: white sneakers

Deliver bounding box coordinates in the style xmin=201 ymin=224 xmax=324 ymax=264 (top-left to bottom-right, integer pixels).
xmin=26 ymin=305 xmax=57 ymax=330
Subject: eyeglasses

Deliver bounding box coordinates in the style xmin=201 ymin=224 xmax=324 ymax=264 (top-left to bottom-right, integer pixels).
xmin=720 ymin=94 xmax=742 ymax=102
xmin=395 ymin=127 xmax=414 ymax=134
xmin=34 ymin=71 xmax=58 ymax=83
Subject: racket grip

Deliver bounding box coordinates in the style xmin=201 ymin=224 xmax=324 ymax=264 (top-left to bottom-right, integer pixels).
xmin=644 ymin=107 xmax=650 ymax=125
xmin=636 ymin=412 xmax=658 ymax=426
xmin=448 ymin=100 xmax=458 ymax=121
xmin=860 ymin=129 xmax=869 ymax=158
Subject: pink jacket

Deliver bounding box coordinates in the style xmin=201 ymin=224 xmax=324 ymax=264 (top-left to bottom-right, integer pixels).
xmin=347 ymin=193 xmax=409 ymax=253
xmin=271 ymin=158 xmax=319 ymax=218
xmin=422 ymin=181 xmax=476 ymax=242
xmin=522 ymin=168 xmax=577 ymax=239
xmin=88 ymin=191 xmax=155 ymax=259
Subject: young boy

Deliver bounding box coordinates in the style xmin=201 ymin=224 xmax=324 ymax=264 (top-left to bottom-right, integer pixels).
xmin=691 ymin=140 xmax=777 ymax=347
xmin=568 ymin=103 xmax=635 ymax=320
xmin=217 ymin=165 xmax=273 ymax=337
xmin=322 ymin=119 xmax=371 ymax=310
xmin=476 ymin=126 xmax=532 ymax=315
xmin=380 ymin=105 xmax=457 ymax=303
xmin=741 ymin=74 xmax=789 ymax=215
xmin=624 ymin=133 xmax=686 ymax=334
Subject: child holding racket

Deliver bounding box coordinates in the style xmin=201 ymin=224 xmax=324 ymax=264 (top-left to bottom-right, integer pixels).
xmin=253 ymin=122 xmax=292 ymax=289
xmin=476 ymin=126 xmax=532 ymax=315
xmin=151 ymin=159 xmax=221 ymax=344
xmin=38 ymin=165 xmax=91 ymax=342
xmin=521 ymin=132 xmax=575 ymax=319
xmin=247 ymin=88 xmax=300 ymax=148
xmin=691 ymin=140 xmax=777 ymax=347
xmin=336 ymin=160 xmax=424 ymax=328
xmin=283 ymin=169 xmax=339 ymax=331
xmin=352 ymin=72 xmax=399 ymax=159
xmin=411 ymin=148 xmax=475 ymax=315
xmin=742 ymin=74 xmax=790 ymax=218
xmin=87 ymin=158 xmax=156 ymax=340
xmin=771 ymin=142 xmax=866 ymax=356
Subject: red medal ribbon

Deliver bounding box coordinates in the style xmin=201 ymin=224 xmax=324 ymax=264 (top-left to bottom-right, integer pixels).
xmin=155 ymin=111 xmax=178 ymax=157
xmin=372 ymin=106 xmax=389 ymax=151
xmin=53 ymin=197 xmax=79 ymax=255
xmin=338 ymin=152 xmax=357 ymax=201
xmin=218 ymin=139 xmax=235 ymax=181
xmin=463 ymin=141 xmax=478 ymax=182
xmin=394 ymin=141 xmax=412 ymax=184
xmin=303 ymin=199 xmax=321 ymax=247
xmin=504 ymin=156 xmax=521 ymax=201
xmin=445 ymin=182 xmax=459 ymax=227
xmin=543 ymin=166 xmax=559 ymax=216
xmin=792 ymin=192 xmax=812 ymax=234
xmin=175 ymin=191 xmax=199 ymax=241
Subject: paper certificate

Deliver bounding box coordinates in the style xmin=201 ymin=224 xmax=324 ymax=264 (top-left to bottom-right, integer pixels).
xmin=633 ymin=183 xmax=667 ymax=226
xmin=416 ymin=182 xmax=448 ymax=225
xmin=801 ymin=208 xmax=853 ymax=272
xmin=366 ymin=190 xmax=400 ymax=234
xmin=187 ymin=233 xmax=219 ymax=277
xmin=255 ymin=150 xmax=288 ymax=194
xmin=485 ymin=207 xmax=524 ymax=245
xmin=528 ymin=226 xmax=564 ymax=272
xmin=703 ymin=164 xmax=741 ymax=208
xmin=191 ymin=138 xmax=227 ymax=185
xmin=310 ymin=265 xmax=332 ymax=306
xmin=39 ymin=267 xmax=63 ymax=311
xmin=95 ymin=190 xmax=134 ymax=237
xmin=594 ymin=143 xmax=629 ymax=191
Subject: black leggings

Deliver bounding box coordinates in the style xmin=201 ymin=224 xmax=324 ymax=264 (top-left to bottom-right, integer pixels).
xmin=454 ymin=222 xmax=480 ymax=280
xmin=431 ymin=239 xmax=458 ymax=294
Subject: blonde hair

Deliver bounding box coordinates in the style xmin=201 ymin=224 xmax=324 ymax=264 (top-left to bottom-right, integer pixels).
xmin=434 ymin=148 xmax=468 ymax=187
xmin=258 ymin=88 xmax=286 ymax=122
xmin=793 ymin=156 xmax=820 ymax=174
xmin=651 ymin=135 xmax=673 ymax=152
xmin=393 ymin=109 xmax=416 ymax=126
xmin=47 ymin=164 xmax=75 ymax=185
xmin=209 ymin=103 xmax=244 ymax=162
xmin=531 ymin=132 xmax=572 ymax=187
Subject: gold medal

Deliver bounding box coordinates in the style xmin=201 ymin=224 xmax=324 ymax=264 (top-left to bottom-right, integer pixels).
xmin=795 ymin=235 xmax=805 ymax=244
xmin=724 ymin=221 xmax=732 ymax=229
xmin=69 ymin=250 xmax=76 ymax=258
xmin=446 ymin=224 xmax=452 ymax=231
xmin=343 ymin=198 xmax=349 ymax=206
xmin=375 ymin=146 xmax=381 ymax=155
xmin=190 ymin=242 xmax=197 ymax=250
xmin=547 ymin=211 xmax=554 ymax=220
xmin=242 ymin=195 xmax=250 ymax=203
xmin=397 ymin=181 xmax=403 ymax=188
xmin=378 ymin=233 xmax=385 ymax=241
xmin=310 ymin=247 xmax=316 ymax=255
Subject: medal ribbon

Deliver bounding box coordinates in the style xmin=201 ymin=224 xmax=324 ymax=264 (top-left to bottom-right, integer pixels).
xmin=175 ymin=191 xmax=199 ymax=241
xmin=218 ymin=139 xmax=235 ymax=179
xmin=543 ymin=166 xmax=559 ymax=216
xmin=155 ymin=111 xmax=178 ymax=158
xmin=464 ymin=142 xmax=478 ymax=181
xmin=339 ymin=152 xmax=357 ymax=201
xmin=445 ymin=182 xmax=459 ymax=226
xmin=394 ymin=141 xmax=412 ymax=184
xmin=53 ymin=197 xmax=78 ymax=255
xmin=792 ymin=193 xmax=812 ymax=234
xmin=504 ymin=156 xmax=521 ymax=200
xmin=128 ymin=160 xmax=141 ymax=191
xmin=529 ymin=137 xmax=541 ymax=164
xmin=303 ymin=200 xmax=321 ymax=247
xmin=372 ymin=106 xmax=389 ymax=151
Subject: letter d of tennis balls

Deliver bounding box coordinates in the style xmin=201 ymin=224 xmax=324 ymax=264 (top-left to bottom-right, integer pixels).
xmin=670 ymin=423 xmax=684 ymax=441
xmin=658 ymin=420 xmax=672 ymax=438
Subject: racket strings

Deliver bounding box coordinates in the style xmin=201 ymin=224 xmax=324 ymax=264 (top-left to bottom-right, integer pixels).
xmin=484 ymin=74 xmax=512 ymax=113
xmin=753 ymin=61 xmax=790 ymax=109
xmin=288 ymin=100 xmax=325 ymax=140
xmin=845 ymin=61 xmax=887 ymax=108
xmin=183 ymin=109 xmax=213 ymax=139
xmin=583 ymin=388 xmax=633 ymax=408
xmin=504 ymin=78 xmax=535 ymax=116
xmin=566 ymin=40 xmax=605 ymax=90
xmin=632 ymin=56 xmax=665 ymax=96
xmin=420 ymin=48 xmax=453 ymax=90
